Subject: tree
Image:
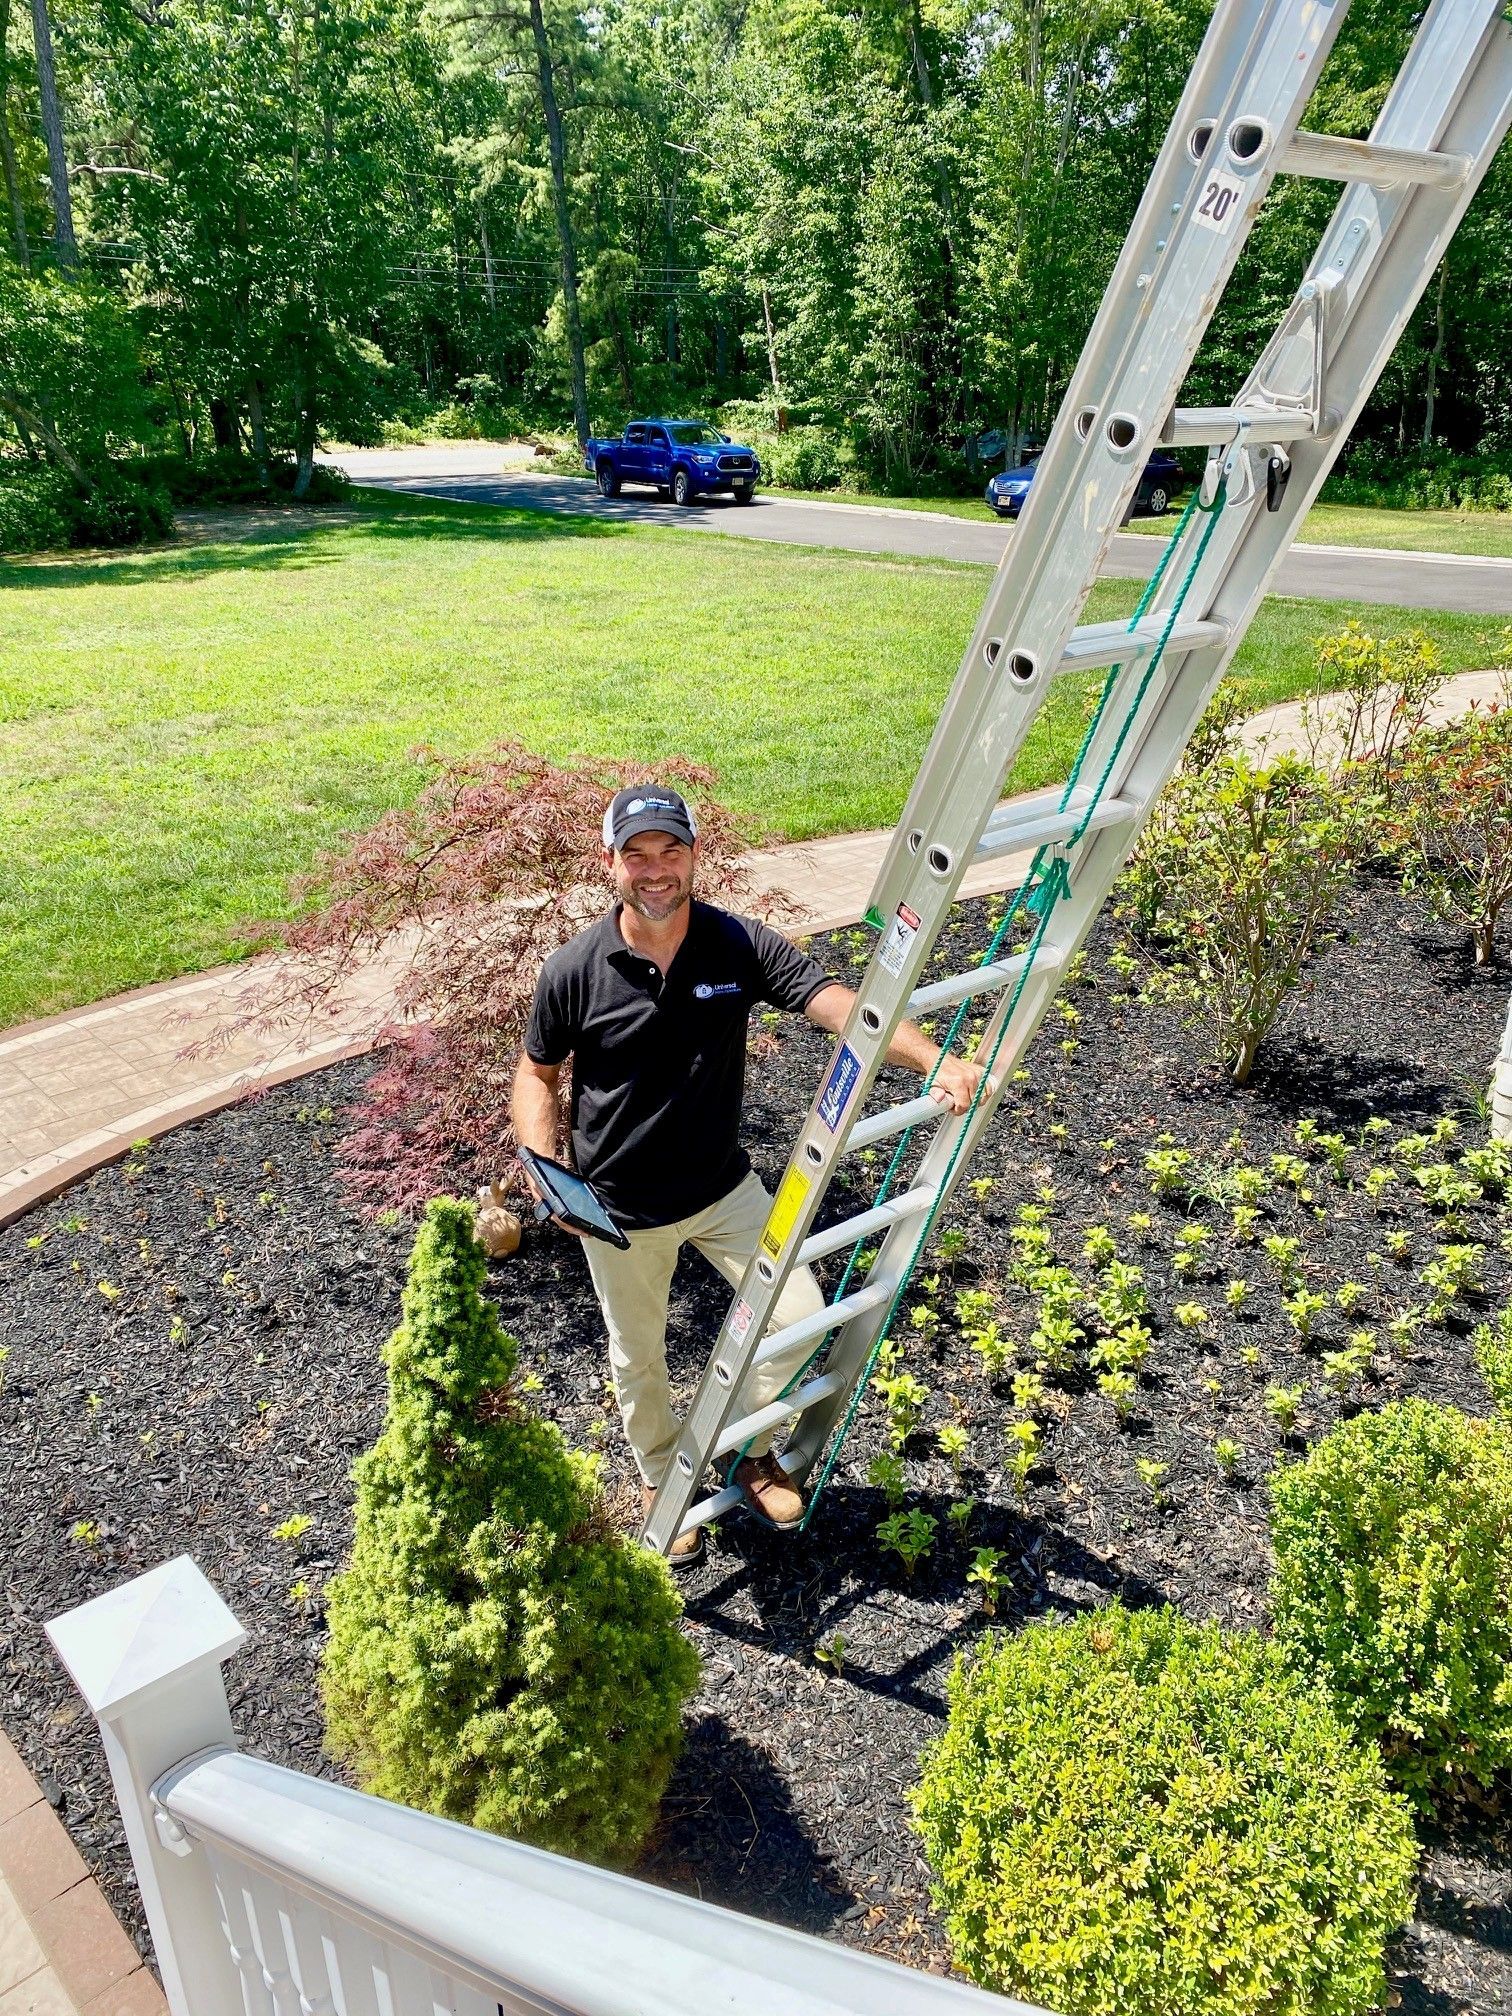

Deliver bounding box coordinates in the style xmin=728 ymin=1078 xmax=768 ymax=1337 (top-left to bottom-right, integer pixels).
xmin=0 ymin=259 xmax=145 ymax=478
xmin=214 ymin=744 xmax=780 ymax=1213
xmin=28 ymin=0 xmax=73 ymax=264
xmin=95 ymin=0 xmax=427 ymax=489
xmin=322 ymin=1196 xmax=700 ymax=1866
xmin=436 ymin=0 xmax=594 ymax=444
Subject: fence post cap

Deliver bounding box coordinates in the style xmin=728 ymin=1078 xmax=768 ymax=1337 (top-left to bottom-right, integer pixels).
xmin=46 ymin=1556 xmax=246 ymax=1720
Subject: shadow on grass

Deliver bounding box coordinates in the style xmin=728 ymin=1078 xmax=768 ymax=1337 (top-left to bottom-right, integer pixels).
xmin=0 ymin=490 xmax=634 ymax=592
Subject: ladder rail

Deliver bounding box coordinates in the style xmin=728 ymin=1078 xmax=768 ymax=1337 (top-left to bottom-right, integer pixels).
xmin=640 ymin=0 xmax=1512 ymax=1557
xmin=865 ymin=0 xmax=1352 ymax=932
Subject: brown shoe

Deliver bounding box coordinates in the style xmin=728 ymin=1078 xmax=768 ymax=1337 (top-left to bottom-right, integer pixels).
xmin=732 ymin=1452 xmax=806 ymax=1531
xmin=641 ymin=1484 xmax=704 ymax=1568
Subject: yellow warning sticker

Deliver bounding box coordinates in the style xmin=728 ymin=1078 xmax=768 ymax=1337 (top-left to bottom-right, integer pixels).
xmin=760 ymin=1167 xmax=812 ymax=1261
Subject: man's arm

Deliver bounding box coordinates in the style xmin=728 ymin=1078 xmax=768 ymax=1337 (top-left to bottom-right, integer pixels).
xmin=511 ymin=1055 xmax=585 ymax=1236
xmin=512 ymin=1053 xmax=562 ymax=1158
xmin=802 ymin=982 xmax=990 ymax=1115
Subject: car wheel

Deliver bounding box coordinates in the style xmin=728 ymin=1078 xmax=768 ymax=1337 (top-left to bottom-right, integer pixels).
xmin=596 ymin=461 xmax=620 ymax=498
xmin=672 ymin=468 xmax=693 ymax=507
xmin=1146 ymin=485 xmax=1169 ymax=516
xmin=734 ymin=484 xmax=755 ymax=505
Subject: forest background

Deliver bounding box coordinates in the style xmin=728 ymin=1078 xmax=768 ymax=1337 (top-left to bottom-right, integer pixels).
xmin=4 ymin=0 xmax=1512 ymax=533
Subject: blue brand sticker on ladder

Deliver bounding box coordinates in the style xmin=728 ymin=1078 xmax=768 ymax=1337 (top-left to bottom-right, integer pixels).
xmin=817 ymin=1042 xmax=864 ymax=1133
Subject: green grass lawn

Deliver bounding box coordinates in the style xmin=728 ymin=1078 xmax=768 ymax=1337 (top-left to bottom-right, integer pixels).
xmin=3 ymin=489 xmax=1507 ymax=1029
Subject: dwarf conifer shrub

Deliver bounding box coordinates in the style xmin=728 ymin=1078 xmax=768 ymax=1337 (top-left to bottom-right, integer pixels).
xmin=1270 ymin=1398 xmax=1512 ymax=1805
xmin=321 ymin=1198 xmax=700 ymax=1865
xmin=913 ymin=1603 xmax=1416 ymax=2016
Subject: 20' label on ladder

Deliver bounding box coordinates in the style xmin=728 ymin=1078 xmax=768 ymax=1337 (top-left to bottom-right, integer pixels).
xmin=1192 ymin=171 xmax=1243 ymax=233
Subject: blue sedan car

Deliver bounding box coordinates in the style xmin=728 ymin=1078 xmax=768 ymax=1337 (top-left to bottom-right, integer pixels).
xmin=985 ymin=448 xmax=1182 ymax=520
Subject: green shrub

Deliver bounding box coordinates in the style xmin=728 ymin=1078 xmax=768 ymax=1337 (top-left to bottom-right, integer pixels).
xmin=140 ymin=450 xmax=351 ymax=510
xmin=0 ymin=464 xmax=74 ymax=552
xmin=1270 ymin=1399 xmax=1512 ymax=1804
xmin=68 ymin=472 xmax=173 ymax=548
xmin=0 ymin=462 xmax=173 ymax=552
xmin=1121 ymin=703 xmax=1374 ymax=1082
xmin=321 ymin=1197 xmax=699 ymax=1865
xmin=912 ymin=1603 xmax=1416 ymax=2016
xmin=1475 ymin=1307 xmax=1512 ymax=1420
xmin=763 ymin=427 xmax=844 ymax=491
xmin=1323 ymin=441 xmax=1512 ymax=512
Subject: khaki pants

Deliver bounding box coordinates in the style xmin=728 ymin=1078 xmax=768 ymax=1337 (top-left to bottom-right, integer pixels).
xmin=582 ymin=1167 xmax=827 ymax=1486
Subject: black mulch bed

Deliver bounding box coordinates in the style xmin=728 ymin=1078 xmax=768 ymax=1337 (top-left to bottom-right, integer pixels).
xmin=4 ymin=872 xmax=1512 ymax=2011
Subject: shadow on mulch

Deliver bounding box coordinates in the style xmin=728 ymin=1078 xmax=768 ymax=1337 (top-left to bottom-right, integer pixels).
xmin=649 ymin=1715 xmax=855 ymax=1933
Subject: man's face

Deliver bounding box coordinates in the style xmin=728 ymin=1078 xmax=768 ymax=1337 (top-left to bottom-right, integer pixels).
xmin=605 ymin=829 xmax=697 ymax=922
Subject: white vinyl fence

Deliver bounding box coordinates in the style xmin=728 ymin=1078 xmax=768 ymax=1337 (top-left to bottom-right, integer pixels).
xmin=48 ymin=1556 xmax=1042 ymax=2016
xmin=1493 ymin=983 xmax=1512 ymax=1143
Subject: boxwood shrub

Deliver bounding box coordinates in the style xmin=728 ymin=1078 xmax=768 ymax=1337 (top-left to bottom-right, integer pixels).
xmin=912 ymin=1603 xmax=1416 ymax=2016
xmin=322 ymin=1197 xmax=700 ymax=1866
xmin=1270 ymin=1398 xmax=1512 ymax=1805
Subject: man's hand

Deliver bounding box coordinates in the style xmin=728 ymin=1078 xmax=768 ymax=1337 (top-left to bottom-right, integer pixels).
xmin=928 ymin=1053 xmax=994 ymax=1115
xmin=510 ymin=1054 xmax=585 ymax=1237
xmin=516 ymin=1154 xmax=587 ymax=1240
xmin=801 ymin=985 xmax=995 ymax=1116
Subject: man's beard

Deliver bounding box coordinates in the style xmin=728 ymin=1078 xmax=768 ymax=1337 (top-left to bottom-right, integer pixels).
xmin=621 ymin=872 xmax=691 ymax=921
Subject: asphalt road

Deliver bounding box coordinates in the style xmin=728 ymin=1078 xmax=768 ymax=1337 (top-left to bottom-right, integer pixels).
xmin=330 ymin=445 xmax=1512 ymax=616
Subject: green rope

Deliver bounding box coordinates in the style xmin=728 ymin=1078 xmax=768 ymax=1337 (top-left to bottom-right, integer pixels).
xmin=740 ymin=477 xmax=1228 ymax=1521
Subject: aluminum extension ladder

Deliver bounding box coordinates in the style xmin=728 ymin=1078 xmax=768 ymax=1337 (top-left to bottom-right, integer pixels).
xmin=643 ymin=0 xmax=1512 ymax=1557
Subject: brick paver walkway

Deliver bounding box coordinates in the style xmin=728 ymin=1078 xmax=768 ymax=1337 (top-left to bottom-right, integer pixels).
xmin=2 ymin=670 xmax=1501 ymax=1234
xmin=0 ymin=1734 xmax=164 ymax=2016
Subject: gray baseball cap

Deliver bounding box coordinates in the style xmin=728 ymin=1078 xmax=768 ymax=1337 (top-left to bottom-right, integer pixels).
xmin=602 ymin=785 xmax=698 ymax=850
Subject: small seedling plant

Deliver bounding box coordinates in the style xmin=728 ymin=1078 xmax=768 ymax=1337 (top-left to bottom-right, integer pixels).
xmin=878 ymin=1508 xmax=937 ymax=1577
xmin=966 ymin=1546 xmax=1007 ymax=1614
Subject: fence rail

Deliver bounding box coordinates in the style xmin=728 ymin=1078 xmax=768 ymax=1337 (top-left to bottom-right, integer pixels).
xmin=47 ymin=1555 xmax=1045 ymax=2016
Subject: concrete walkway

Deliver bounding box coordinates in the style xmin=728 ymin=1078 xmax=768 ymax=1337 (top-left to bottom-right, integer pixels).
xmin=1 ymin=670 xmax=1501 ymax=1231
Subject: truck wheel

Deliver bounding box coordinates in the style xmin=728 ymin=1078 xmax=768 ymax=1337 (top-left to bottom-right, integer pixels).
xmin=672 ymin=468 xmax=693 ymax=507
xmin=1146 ymin=484 xmax=1169 ymax=516
xmin=596 ymin=461 xmax=620 ymax=498
xmin=734 ymin=485 xmax=755 ymax=505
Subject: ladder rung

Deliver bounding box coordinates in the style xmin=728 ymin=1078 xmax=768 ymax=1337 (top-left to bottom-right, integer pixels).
xmin=1057 ymin=615 xmax=1229 ymax=673
xmin=749 ymin=1278 xmax=895 ymax=1367
xmin=796 ymin=1184 xmax=938 ymax=1266
xmin=976 ymin=792 xmax=1137 ymax=861
xmin=675 ymin=1450 xmax=807 ymax=1538
xmin=1160 ymin=406 xmax=1329 ymax=449
xmin=1279 ymin=130 xmax=1471 ymax=192
xmin=907 ymin=946 xmax=1060 ymax=1016
xmin=845 ymin=1094 xmax=947 ymax=1152
xmin=712 ymin=1372 xmax=847 ymax=1458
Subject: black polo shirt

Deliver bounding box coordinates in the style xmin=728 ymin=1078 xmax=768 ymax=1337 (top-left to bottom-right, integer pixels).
xmin=524 ymin=900 xmax=833 ymax=1229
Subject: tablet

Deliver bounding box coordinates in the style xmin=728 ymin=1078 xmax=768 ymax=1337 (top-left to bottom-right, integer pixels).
xmin=516 ymin=1148 xmax=631 ymax=1249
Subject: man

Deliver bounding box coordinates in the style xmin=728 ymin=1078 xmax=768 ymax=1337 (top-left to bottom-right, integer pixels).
xmin=513 ymin=784 xmax=986 ymax=1566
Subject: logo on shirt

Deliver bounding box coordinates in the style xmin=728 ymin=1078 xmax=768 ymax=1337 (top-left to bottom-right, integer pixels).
xmin=693 ymin=981 xmax=742 ymax=1000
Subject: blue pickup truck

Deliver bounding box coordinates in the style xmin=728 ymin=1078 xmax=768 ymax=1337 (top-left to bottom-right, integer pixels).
xmin=584 ymin=418 xmax=762 ymax=507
